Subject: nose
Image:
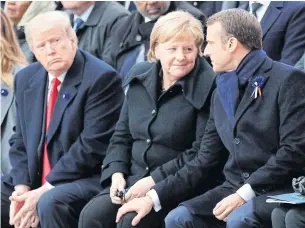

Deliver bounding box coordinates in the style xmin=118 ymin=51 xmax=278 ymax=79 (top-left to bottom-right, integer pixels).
xmin=146 ymin=1 xmax=157 ymax=5
xmin=45 ymin=43 xmax=55 ymax=55
xmin=203 ymin=45 xmax=210 ymax=57
xmin=176 ymin=50 xmax=186 ymax=61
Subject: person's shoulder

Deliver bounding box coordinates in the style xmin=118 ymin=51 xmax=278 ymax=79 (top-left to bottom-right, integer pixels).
xmin=102 ymin=1 xmax=130 ymax=17
xmin=173 ymin=1 xmax=205 ymax=20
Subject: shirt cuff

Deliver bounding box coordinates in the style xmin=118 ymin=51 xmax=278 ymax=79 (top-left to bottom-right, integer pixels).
xmin=146 ymin=189 xmax=162 ymax=212
xmin=236 ymin=184 xmax=256 ymax=202
xmin=45 ymin=182 xmax=55 ymax=190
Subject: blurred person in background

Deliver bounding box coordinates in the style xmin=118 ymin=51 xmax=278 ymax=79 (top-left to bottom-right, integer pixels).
xmin=79 ymin=11 xmax=221 ymax=228
xmin=62 ymin=1 xmax=128 ymax=63
xmin=1 ymin=9 xmax=27 ymax=175
xmin=5 ymin=1 xmax=56 ymax=63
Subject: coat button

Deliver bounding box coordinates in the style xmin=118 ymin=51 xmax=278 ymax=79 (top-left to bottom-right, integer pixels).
xmin=234 ymin=138 xmax=240 ymax=145
xmin=101 ymin=165 xmax=104 ymax=169
xmin=145 ymin=167 xmax=149 ymax=171
xmin=242 ymin=172 xmax=250 ymax=178
xmin=193 ymin=2 xmax=198 ymax=6
xmin=151 ymin=110 xmax=156 ymax=115
xmin=146 ymin=139 xmax=151 ymax=144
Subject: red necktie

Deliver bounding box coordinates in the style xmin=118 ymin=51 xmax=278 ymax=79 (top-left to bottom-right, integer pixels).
xmin=42 ymin=78 xmax=61 ymax=185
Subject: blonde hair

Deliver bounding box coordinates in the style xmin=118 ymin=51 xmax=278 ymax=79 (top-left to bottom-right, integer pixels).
xmin=25 ymin=11 xmax=77 ymax=50
xmin=147 ymin=11 xmax=203 ymax=62
xmin=1 ymin=9 xmax=27 ymax=88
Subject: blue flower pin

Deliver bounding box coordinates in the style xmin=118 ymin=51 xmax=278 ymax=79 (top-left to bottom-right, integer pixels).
xmin=251 ymin=76 xmax=265 ymax=98
xmin=1 ymin=88 xmax=8 ymax=96
xmin=62 ymin=92 xmax=69 ymax=100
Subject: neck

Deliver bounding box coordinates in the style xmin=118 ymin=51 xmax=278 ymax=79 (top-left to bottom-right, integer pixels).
xmin=229 ymin=48 xmax=251 ymax=72
xmin=74 ymin=2 xmax=94 ymax=16
xmin=162 ymin=75 xmax=177 ymax=90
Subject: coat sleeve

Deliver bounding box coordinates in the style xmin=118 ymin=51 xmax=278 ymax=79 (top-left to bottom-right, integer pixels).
xmin=46 ymin=70 xmax=124 ymax=185
xmin=100 ymin=93 xmax=133 ymax=188
xmin=8 ymin=73 xmax=31 ymax=187
xmin=153 ymin=93 xmax=226 ymax=207
xmin=246 ymin=69 xmax=305 ymax=193
xmin=279 ymin=4 xmax=305 ymax=66
xmin=150 ymin=105 xmax=210 ymax=183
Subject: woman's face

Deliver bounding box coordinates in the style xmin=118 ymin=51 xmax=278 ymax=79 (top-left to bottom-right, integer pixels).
xmin=155 ymin=36 xmax=198 ymax=82
xmin=6 ymin=1 xmax=31 ymax=24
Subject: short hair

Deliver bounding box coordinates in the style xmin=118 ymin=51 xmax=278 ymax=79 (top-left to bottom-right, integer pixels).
xmin=207 ymin=8 xmax=262 ymax=50
xmin=147 ymin=11 xmax=203 ymax=62
xmin=25 ymin=11 xmax=77 ymax=49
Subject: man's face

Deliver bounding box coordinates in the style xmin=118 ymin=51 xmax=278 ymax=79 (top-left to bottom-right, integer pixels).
xmin=204 ymin=22 xmax=232 ymax=73
xmin=62 ymin=1 xmax=94 ymax=16
xmin=31 ymin=26 xmax=76 ymax=76
xmin=6 ymin=1 xmax=31 ymax=24
xmin=134 ymin=1 xmax=170 ymax=20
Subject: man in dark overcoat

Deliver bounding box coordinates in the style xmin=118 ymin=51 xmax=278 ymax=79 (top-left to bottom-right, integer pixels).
xmin=115 ymin=9 xmax=305 ymax=228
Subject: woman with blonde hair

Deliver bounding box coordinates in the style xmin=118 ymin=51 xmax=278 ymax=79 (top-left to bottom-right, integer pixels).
xmin=1 ymin=9 xmax=27 ymax=175
xmin=79 ymin=11 xmax=221 ymax=228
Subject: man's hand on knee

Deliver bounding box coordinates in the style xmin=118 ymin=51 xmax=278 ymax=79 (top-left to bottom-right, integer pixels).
xmin=213 ymin=193 xmax=245 ymax=221
xmin=116 ymin=196 xmax=154 ymax=226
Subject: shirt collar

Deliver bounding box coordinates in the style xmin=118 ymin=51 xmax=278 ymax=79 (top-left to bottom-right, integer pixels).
xmin=48 ymin=72 xmax=67 ymax=89
xmin=73 ymin=3 xmax=95 ymax=24
xmin=249 ymin=1 xmax=270 ymax=8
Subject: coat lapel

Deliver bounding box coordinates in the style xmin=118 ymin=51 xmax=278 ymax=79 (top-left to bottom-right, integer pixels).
xmin=261 ymin=2 xmax=282 ymax=38
xmin=46 ymin=51 xmax=83 ymax=144
xmin=23 ymin=67 xmax=48 ymax=154
xmin=1 ymin=84 xmax=14 ymax=126
xmin=233 ymin=58 xmax=273 ymax=131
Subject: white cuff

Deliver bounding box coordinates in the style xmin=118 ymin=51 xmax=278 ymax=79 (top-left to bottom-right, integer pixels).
xmin=45 ymin=182 xmax=55 ymax=190
xmin=146 ymin=189 xmax=162 ymax=212
xmin=236 ymin=184 xmax=256 ymax=202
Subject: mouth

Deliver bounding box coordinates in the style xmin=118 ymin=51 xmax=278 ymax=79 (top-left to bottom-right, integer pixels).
xmin=147 ymin=8 xmax=160 ymax=15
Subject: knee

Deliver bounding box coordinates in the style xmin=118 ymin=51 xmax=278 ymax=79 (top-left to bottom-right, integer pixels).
xmin=285 ymin=208 xmax=304 ymax=226
xmin=117 ymin=212 xmax=137 ymax=228
xmin=165 ymin=206 xmax=192 ymax=227
xmin=271 ymin=207 xmax=284 ymax=223
xmin=226 ymin=203 xmax=257 ymax=228
xmin=79 ymin=201 xmax=102 ymax=227
xmin=37 ymin=191 xmax=58 ymax=215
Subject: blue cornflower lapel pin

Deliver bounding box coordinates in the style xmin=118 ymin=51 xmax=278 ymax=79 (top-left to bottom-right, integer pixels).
xmin=251 ymin=76 xmax=265 ymax=99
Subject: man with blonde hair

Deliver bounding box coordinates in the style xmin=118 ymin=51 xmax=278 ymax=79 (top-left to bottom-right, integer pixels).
xmin=116 ymin=8 xmax=305 ymax=228
xmin=1 ymin=11 xmax=123 ymax=228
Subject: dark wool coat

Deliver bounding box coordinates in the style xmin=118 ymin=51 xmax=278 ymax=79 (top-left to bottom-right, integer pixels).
xmin=100 ymin=57 xmax=216 ymax=193
xmin=153 ymin=56 xmax=305 ymax=217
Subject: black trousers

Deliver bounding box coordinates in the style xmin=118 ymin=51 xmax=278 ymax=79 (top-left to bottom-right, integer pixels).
xmin=1 ymin=176 xmax=101 ymax=228
xmin=79 ymin=190 xmax=169 ymax=228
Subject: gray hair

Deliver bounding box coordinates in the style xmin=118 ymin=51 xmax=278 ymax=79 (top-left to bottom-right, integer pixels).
xmin=207 ymin=8 xmax=262 ymax=50
xmin=25 ymin=11 xmax=77 ymax=49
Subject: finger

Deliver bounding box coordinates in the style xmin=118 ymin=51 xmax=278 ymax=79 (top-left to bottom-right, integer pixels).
xmin=216 ymin=208 xmax=232 ymax=221
xmin=124 ymin=191 xmax=133 ymax=202
xmin=12 ymin=193 xmax=28 ymax=202
xmin=213 ymin=199 xmax=223 ymax=213
xmin=9 ymin=201 xmax=17 ymax=225
xmin=213 ymin=202 xmax=226 ymax=217
xmin=19 ymin=211 xmax=33 ymax=228
xmin=115 ymin=207 xmax=125 ymax=223
xmin=12 ymin=204 xmax=28 ymax=224
xmin=31 ymin=216 xmax=39 ymax=228
xmin=131 ymin=211 xmax=146 ymax=226
xmin=116 ymin=205 xmax=132 ymax=223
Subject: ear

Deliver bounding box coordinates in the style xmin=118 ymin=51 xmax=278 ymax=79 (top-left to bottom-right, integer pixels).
xmin=154 ymin=45 xmax=160 ymax=60
xmin=228 ymin=37 xmax=238 ymax=52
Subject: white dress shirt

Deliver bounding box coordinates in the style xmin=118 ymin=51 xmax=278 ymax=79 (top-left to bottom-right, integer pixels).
xmin=249 ymin=1 xmax=271 ymax=22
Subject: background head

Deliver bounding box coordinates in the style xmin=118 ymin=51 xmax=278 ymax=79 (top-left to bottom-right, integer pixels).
xmin=134 ymin=1 xmax=170 ymax=21
xmin=1 ymin=9 xmax=27 ymax=87
xmin=62 ymin=1 xmax=95 ymax=16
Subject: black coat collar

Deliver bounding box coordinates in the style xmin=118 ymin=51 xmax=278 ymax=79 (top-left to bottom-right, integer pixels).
xmin=125 ymin=57 xmax=216 ymax=109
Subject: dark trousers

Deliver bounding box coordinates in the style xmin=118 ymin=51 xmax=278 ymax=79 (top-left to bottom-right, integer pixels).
xmin=79 ymin=190 xmax=169 ymax=228
xmin=1 ymin=177 xmax=101 ymax=228
xmin=271 ymin=205 xmax=305 ymax=228
xmin=165 ymin=184 xmax=278 ymax=228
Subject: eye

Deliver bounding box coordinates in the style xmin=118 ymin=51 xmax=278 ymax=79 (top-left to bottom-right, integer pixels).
xmin=185 ymin=47 xmax=193 ymax=52
xmin=167 ymin=47 xmax=176 ymax=51
xmin=37 ymin=43 xmax=45 ymax=49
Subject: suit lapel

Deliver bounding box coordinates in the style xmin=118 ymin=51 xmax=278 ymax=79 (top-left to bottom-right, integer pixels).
xmin=46 ymin=51 xmax=83 ymax=144
xmin=24 ymin=67 xmax=48 ymax=154
xmin=233 ymin=58 xmax=273 ymax=131
xmin=261 ymin=2 xmax=282 ymax=38
xmin=1 ymin=84 xmax=14 ymax=126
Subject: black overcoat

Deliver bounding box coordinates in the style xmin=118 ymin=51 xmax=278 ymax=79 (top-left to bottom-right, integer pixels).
xmin=100 ymin=57 xmax=216 ymax=194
